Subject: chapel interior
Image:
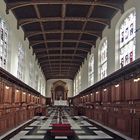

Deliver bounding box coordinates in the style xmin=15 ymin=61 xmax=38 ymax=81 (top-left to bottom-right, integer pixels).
xmin=0 ymin=0 xmax=140 ymax=140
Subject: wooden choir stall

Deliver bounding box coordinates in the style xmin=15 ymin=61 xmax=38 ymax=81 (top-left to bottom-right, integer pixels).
xmin=71 ymin=58 xmax=140 ymax=140
xmin=0 ymin=67 xmax=47 ymax=135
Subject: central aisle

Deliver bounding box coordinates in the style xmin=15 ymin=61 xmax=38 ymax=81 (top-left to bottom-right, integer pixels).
xmin=1 ymin=107 xmax=132 ymax=140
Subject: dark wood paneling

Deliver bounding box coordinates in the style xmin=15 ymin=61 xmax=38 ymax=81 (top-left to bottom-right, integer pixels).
xmin=72 ymin=59 xmax=140 ymax=140
xmin=0 ymin=68 xmax=47 ymax=135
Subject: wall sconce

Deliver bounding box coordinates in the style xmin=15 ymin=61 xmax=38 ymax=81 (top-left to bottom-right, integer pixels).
xmin=115 ymin=84 xmax=119 ymax=87
xmin=134 ymin=78 xmax=140 ymax=82
xmin=96 ymin=91 xmax=99 ymax=94
xmin=5 ymin=86 xmax=9 ymax=89
xmin=16 ymin=90 xmax=19 ymax=92
xmin=23 ymin=92 xmax=26 ymax=94
xmin=103 ymin=88 xmax=107 ymax=91
xmin=90 ymin=93 xmax=92 ymax=96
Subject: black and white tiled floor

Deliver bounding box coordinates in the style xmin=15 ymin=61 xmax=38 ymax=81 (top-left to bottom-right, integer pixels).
xmin=0 ymin=110 xmax=133 ymax=140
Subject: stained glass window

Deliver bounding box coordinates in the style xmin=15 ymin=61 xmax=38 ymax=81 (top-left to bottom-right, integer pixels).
xmin=88 ymin=54 xmax=94 ymax=86
xmin=17 ymin=42 xmax=24 ymax=80
xmin=0 ymin=17 xmax=8 ymax=69
xmin=119 ymin=10 xmax=136 ymax=68
xmin=99 ymin=39 xmax=107 ymax=80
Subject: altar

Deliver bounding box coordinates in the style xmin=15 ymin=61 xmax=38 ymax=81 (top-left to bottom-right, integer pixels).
xmin=54 ymin=100 xmax=68 ymax=106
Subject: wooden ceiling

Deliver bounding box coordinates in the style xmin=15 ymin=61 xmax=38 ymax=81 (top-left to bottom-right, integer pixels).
xmin=4 ymin=0 xmax=126 ymax=80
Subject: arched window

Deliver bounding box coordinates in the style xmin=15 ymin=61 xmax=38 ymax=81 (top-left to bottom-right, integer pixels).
xmin=0 ymin=17 xmax=8 ymax=70
xmin=99 ymin=38 xmax=108 ymax=80
xmin=119 ymin=9 xmax=136 ymax=68
xmin=88 ymin=54 xmax=94 ymax=86
xmin=17 ymin=42 xmax=25 ymax=81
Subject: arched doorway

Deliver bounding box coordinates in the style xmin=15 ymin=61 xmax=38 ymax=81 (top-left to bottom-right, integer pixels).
xmin=51 ymin=80 xmax=68 ymax=101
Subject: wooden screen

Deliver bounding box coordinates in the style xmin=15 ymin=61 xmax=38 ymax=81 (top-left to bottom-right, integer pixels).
xmin=111 ymin=81 xmax=125 ymax=102
xmin=0 ymin=80 xmax=4 ymax=103
xmin=27 ymin=94 xmax=31 ymax=103
xmin=4 ymin=85 xmax=12 ymax=103
xmin=21 ymin=92 xmax=26 ymax=102
xmin=95 ymin=91 xmax=101 ymax=102
xmin=131 ymin=78 xmax=140 ymax=100
xmin=125 ymin=79 xmax=131 ymax=100
xmin=91 ymin=93 xmax=94 ymax=102
xmin=14 ymin=89 xmax=21 ymax=103
xmin=102 ymin=87 xmax=110 ymax=103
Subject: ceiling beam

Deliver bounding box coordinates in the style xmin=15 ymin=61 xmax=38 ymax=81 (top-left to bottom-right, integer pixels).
xmin=41 ymin=67 xmax=80 ymax=72
xmin=59 ymin=3 xmax=66 ymax=76
xmin=38 ymin=56 xmax=84 ymax=61
xmin=25 ymin=29 xmax=102 ymax=39
xmin=42 ymin=65 xmax=80 ymax=68
xmin=33 ymin=47 xmax=90 ymax=53
xmin=43 ymin=68 xmax=78 ymax=72
xmin=30 ymin=40 xmax=95 ymax=47
xmin=39 ymin=58 xmax=83 ymax=64
xmin=33 ymin=4 xmax=52 ymax=73
xmin=44 ymin=69 xmax=73 ymax=72
xmin=18 ymin=17 xmax=110 ymax=29
xmin=40 ymin=61 xmax=82 ymax=65
xmin=43 ymin=65 xmax=79 ymax=68
xmin=44 ymin=74 xmax=76 ymax=78
xmin=6 ymin=1 xmax=124 ymax=14
xmin=36 ymin=51 xmax=87 ymax=57
xmin=42 ymin=69 xmax=78 ymax=74
xmin=67 ymin=2 xmax=95 ymax=76
xmin=44 ymin=69 xmax=76 ymax=72
xmin=43 ymin=72 xmax=77 ymax=76
xmin=37 ymin=53 xmax=86 ymax=59
xmin=44 ymin=72 xmax=74 ymax=76
xmin=46 ymin=76 xmax=73 ymax=80
xmin=43 ymin=71 xmax=77 ymax=75
xmin=43 ymin=70 xmax=77 ymax=74
xmin=43 ymin=68 xmax=77 ymax=72
xmin=45 ymin=74 xmax=75 ymax=77
xmin=40 ymin=62 xmax=81 ymax=68
xmin=41 ymin=63 xmax=80 ymax=67
xmin=43 ymin=67 xmax=78 ymax=71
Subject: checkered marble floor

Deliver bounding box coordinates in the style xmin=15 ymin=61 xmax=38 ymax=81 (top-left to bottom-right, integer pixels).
xmin=1 ymin=109 xmax=133 ymax=140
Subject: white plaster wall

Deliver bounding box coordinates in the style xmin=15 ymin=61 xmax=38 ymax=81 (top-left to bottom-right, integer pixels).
xmin=0 ymin=0 xmax=46 ymax=95
xmin=74 ymin=0 xmax=140 ymax=95
xmin=46 ymin=79 xmax=73 ymax=98
xmin=80 ymin=58 xmax=88 ymax=90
